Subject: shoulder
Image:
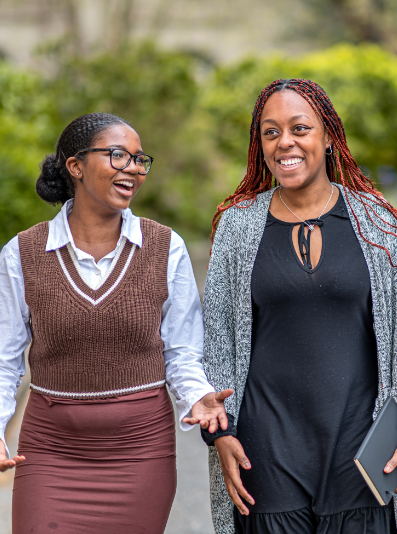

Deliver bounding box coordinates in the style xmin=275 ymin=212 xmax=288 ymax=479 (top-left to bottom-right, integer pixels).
xmin=213 ymin=189 xmax=274 ymax=246
xmin=0 ymin=235 xmax=21 ymax=266
xmin=169 ymin=230 xmax=185 ymax=255
xmin=339 ymin=184 xmax=394 ymax=218
xmin=340 ymin=185 xmax=397 ymax=231
xmin=139 ymin=217 xmax=171 ymax=233
xmin=18 ymin=221 xmax=49 ymax=244
xmin=339 ymin=185 xmax=397 ymax=261
xmin=139 ymin=217 xmax=172 ymax=250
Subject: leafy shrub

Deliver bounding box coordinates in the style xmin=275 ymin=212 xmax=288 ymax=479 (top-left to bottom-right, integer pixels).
xmin=1 ymin=42 xmax=397 ymax=246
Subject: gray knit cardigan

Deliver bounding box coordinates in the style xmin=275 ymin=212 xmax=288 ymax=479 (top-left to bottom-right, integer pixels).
xmin=202 ymin=184 xmax=397 ymax=534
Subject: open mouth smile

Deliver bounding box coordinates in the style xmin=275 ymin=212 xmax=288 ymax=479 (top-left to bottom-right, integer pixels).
xmin=278 ymin=158 xmax=303 ymax=170
xmin=113 ymin=180 xmax=134 ymax=198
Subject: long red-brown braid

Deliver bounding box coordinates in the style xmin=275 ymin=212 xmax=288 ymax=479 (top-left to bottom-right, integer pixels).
xmin=211 ymin=78 xmax=397 ymax=266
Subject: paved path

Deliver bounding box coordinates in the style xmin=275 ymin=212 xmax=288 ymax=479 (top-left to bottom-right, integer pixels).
xmin=165 ymin=398 xmax=213 ymax=534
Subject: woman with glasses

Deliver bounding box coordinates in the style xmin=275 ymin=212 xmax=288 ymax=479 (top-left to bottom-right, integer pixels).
xmin=0 ymin=112 xmax=230 ymax=534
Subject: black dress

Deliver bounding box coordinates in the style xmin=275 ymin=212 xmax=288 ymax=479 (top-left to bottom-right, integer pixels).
xmin=234 ymin=192 xmax=396 ymax=534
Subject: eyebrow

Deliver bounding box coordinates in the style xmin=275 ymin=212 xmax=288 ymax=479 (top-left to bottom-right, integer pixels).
xmin=107 ymin=144 xmax=144 ymax=154
xmin=261 ymin=114 xmax=311 ymax=126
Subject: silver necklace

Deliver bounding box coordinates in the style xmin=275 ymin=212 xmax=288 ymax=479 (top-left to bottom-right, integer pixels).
xmin=278 ymin=185 xmax=334 ymax=231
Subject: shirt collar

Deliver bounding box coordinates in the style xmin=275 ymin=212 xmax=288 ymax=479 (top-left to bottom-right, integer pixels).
xmin=46 ymin=199 xmax=143 ymax=253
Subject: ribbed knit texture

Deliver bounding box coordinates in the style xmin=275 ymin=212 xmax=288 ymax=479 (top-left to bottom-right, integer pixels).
xmin=18 ymin=218 xmax=171 ymax=399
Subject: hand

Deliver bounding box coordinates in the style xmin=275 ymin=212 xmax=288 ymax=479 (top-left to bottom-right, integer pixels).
xmin=182 ymin=389 xmax=233 ymax=433
xmin=214 ymin=435 xmax=255 ymax=515
xmin=0 ymin=439 xmax=25 ymax=473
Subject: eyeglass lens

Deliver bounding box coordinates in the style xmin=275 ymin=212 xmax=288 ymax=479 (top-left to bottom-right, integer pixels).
xmin=110 ymin=149 xmax=151 ymax=173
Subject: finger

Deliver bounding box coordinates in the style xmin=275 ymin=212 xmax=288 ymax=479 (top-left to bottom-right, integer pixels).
xmin=0 ymin=460 xmax=16 ymax=472
xmin=199 ymin=420 xmax=209 ymax=430
xmin=215 ymin=389 xmax=234 ymax=402
xmin=238 ymin=454 xmax=252 ymax=470
xmin=226 ymin=480 xmax=251 ymax=515
xmin=385 ymin=448 xmax=397 ymax=473
xmin=13 ymin=456 xmax=25 ymax=466
xmin=227 ymin=467 xmax=255 ymax=505
xmin=182 ymin=417 xmax=199 ymax=426
xmin=234 ymin=479 xmax=255 ymax=505
xmin=208 ymin=418 xmax=220 ymax=434
xmin=218 ymin=413 xmax=229 ymax=431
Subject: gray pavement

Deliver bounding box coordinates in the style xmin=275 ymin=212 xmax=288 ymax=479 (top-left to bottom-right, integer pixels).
xmin=165 ymin=397 xmax=213 ymax=534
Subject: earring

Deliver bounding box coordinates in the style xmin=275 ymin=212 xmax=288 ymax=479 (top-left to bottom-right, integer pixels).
xmin=325 ymin=146 xmax=333 ymax=155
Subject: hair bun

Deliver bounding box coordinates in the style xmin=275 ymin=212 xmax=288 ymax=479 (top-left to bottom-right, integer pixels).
xmin=36 ymin=154 xmax=71 ymax=205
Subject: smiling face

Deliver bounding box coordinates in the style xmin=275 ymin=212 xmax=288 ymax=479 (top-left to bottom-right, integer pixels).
xmin=66 ymin=123 xmax=147 ymax=215
xmin=260 ymin=89 xmax=333 ymax=191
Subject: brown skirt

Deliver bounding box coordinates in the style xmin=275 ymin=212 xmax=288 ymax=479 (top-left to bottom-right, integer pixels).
xmin=12 ymin=387 xmax=176 ymax=534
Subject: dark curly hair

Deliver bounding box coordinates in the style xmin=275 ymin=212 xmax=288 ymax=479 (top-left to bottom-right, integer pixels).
xmin=36 ymin=112 xmax=133 ymax=205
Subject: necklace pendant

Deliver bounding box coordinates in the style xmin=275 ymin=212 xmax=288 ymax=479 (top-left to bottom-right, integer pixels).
xmin=308 ymin=224 xmax=315 ymax=232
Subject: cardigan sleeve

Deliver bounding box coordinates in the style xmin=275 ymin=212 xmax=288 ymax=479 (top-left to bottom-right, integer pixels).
xmin=202 ymin=209 xmax=239 ymax=430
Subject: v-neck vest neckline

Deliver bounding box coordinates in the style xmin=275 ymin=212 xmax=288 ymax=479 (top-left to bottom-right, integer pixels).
xmin=56 ymin=237 xmax=136 ymax=306
xmin=18 ymin=218 xmax=171 ymax=400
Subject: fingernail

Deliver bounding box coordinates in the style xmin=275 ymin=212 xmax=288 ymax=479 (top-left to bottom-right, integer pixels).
xmin=385 ymin=466 xmax=391 ymax=472
xmin=244 ymin=463 xmax=251 ymax=468
xmin=249 ymin=500 xmax=254 ymax=505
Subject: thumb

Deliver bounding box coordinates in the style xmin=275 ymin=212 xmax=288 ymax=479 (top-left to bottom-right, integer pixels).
xmin=215 ymin=388 xmax=234 ymax=402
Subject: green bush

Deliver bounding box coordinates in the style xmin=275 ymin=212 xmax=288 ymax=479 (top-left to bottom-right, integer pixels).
xmin=202 ymin=43 xmax=397 ymax=179
xmin=1 ymin=42 xmax=397 ymax=247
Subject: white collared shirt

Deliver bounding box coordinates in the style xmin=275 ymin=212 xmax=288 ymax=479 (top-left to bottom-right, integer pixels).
xmin=0 ymin=200 xmax=214 ymax=456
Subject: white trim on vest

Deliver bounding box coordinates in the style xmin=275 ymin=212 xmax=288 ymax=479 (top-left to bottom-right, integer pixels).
xmin=55 ymin=242 xmax=136 ymax=305
xmin=30 ymin=379 xmax=166 ymax=398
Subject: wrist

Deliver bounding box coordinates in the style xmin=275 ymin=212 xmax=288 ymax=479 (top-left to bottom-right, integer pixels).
xmin=201 ymin=413 xmax=236 ymax=446
xmin=214 ymin=435 xmax=236 ymax=448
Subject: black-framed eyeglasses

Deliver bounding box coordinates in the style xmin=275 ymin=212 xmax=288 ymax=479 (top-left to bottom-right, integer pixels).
xmin=74 ymin=148 xmax=153 ymax=175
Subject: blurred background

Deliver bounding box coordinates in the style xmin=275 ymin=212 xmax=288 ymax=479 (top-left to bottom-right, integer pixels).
xmin=1 ymin=0 xmax=397 ymax=532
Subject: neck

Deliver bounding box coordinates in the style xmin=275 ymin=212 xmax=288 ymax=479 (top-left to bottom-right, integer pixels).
xmin=68 ymin=198 xmax=123 ymax=249
xmin=271 ymin=176 xmax=338 ymax=223
xmin=280 ymin=177 xmax=333 ymax=211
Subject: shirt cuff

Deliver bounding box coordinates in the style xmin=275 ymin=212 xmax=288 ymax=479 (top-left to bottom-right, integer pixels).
xmin=175 ymin=384 xmax=216 ymax=431
xmin=201 ymin=413 xmax=237 ymax=446
xmin=0 ymin=430 xmax=10 ymax=459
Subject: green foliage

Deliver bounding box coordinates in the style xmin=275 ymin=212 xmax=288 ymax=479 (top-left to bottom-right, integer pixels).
xmin=1 ymin=42 xmax=397 ymax=246
xmin=0 ymin=42 xmax=225 ymax=245
xmin=202 ymin=44 xmax=397 ymax=179
xmin=0 ymin=64 xmax=58 ymax=244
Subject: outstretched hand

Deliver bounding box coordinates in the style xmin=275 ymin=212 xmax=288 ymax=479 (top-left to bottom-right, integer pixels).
xmin=0 ymin=440 xmax=25 ymax=473
xmin=182 ymin=389 xmax=234 ymax=433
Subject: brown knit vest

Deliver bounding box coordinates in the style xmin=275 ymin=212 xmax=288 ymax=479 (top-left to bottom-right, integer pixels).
xmin=18 ymin=218 xmax=171 ymax=399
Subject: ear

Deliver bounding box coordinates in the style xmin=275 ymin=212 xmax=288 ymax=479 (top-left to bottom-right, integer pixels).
xmin=325 ymin=129 xmax=333 ymax=150
xmin=65 ymin=157 xmax=83 ymax=182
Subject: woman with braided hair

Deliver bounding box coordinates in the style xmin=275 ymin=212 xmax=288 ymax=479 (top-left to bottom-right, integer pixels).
xmin=0 ymin=112 xmax=231 ymax=533
xmin=200 ymin=79 xmax=397 ymax=533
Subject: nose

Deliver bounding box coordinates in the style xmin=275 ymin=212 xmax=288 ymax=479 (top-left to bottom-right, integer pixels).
xmin=122 ymin=156 xmax=138 ymax=174
xmin=277 ymin=130 xmax=295 ymax=150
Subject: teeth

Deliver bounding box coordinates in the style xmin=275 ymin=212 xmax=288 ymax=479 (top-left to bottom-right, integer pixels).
xmin=114 ymin=181 xmax=133 ymax=187
xmin=280 ymin=158 xmax=303 ymax=166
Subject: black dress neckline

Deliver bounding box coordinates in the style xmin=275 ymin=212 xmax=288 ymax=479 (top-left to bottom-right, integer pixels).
xmin=266 ymin=192 xmax=348 ymax=273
